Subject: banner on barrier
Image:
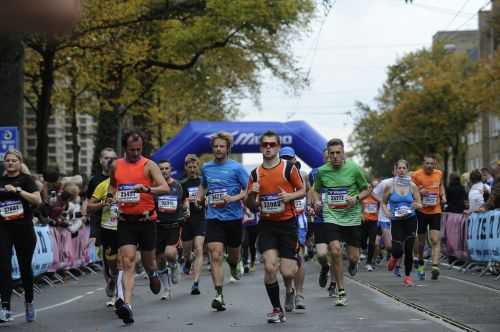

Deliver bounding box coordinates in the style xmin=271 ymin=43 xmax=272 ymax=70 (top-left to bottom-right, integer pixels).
xmin=467 ymin=211 xmax=500 ymax=262
xmin=441 ymin=212 xmax=469 ymax=260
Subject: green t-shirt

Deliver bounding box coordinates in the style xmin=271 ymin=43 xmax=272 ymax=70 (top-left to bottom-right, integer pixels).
xmin=313 ymin=160 xmax=368 ymax=226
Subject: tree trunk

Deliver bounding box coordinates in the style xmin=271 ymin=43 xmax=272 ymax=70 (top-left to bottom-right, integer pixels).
xmin=70 ymin=89 xmax=80 ymax=174
xmin=36 ymin=48 xmax=56 ymax=174
xmin=443 ymin=150 xmax=449 ymax=186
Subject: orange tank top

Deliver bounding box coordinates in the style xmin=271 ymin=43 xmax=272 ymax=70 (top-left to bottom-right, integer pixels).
xmin=412 ymin=169 xmax=443 ymax=214
xmin=114 ymin=157 xmax=155 ymax=216
xmin=361 ymin=195 xmax=379 ymax=222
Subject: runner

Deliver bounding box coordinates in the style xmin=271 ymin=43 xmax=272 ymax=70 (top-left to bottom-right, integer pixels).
xmin=87 ymin=152 xmax=121 ymax=308
xmin=311 ymin=138 xmax=369 ymax=306
xmin=109 ymin=131 xmax=170 ymax=324
xmin=241 ymin=207 xmax=259 ymax=273
xmin=180 ymin=154 xmax=205 ymax=295
xmin=309 ymin=148 xmax=337 ymax=296
xmin=156 ymin=160 xmax=189 ymax=301
xmin=0 ymin=150 xmax=42 ymax=323
xmin=279 ymin=146 xmax=308 ymax=313
xmin=412 ymin=155 xmax=446 ymax=281
xmin=383 ymin=160 xmax=422 ymax=286
xmin=360 ymin=183 xmax=379 ymax=272
xmin=197 ymin=132 xmax=248 ymax=312
xmin=246 ymin=131 xmax=305 ymax=323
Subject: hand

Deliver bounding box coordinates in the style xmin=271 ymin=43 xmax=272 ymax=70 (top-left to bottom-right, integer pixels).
xmin=251 ymin=182 xmax=260 ymax=193
xmin=277 ymin=187 xmax=293 ymax=203
xmin=346 ymin=195 xmax=357 ymax=208
xmin=307 ymin=206 xmax=316 ymax=216
xmin=133 ymin=184 xmax=149 ymax=193
xmin=313 ymin=200 xmax=323 ymax=214
xmin=223 ymin=194 xmax=234 ymax=204
xmin=4 ymin=184 xmax=16 ymax=193
xmin=183 ymin=208 xmax=190 ymax=218
xmin=383 ymin=207 xmax=392 ymax=219
xmin=412 ymin=202 xmax=422 ymax=210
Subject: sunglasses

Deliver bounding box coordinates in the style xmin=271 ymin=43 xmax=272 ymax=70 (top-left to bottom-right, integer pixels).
xmin=261 ymin=142 xmax=279 ymax=148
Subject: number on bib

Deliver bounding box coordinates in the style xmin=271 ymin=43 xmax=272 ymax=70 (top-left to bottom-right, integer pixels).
xmin=0 ymin=200 xmax=24 ymax=221
xmin=117 ymin=184 xmax=140 ymax=203
xmin=208 ymin=188 xmax=227 ymax=208
xmin=422 ymin=193 xmax=438 ymax=207
xmin=158 ymin=195 xmax=178 ymax=213
xmin=261 ymin=194 xmax=285 ymax=214
xmin=326 ymin=187 xmax=348 ymax=209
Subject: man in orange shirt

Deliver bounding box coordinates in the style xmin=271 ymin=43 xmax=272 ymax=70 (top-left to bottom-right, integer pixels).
xmin=411 ymin=155 xmax=446 ymax=281
xmin=246 ymin=131 xmax=305 ymax=324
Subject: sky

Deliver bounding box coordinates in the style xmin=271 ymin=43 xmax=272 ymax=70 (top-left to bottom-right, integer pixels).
xmin=240 ymin=0 xmax=491 ymax=169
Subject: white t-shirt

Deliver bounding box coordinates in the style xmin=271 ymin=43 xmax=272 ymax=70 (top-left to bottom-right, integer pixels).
xmin=373 ymin=178 xmax=393 ymax=222
xmin=468 ymin=182 xmax=490 ymax=212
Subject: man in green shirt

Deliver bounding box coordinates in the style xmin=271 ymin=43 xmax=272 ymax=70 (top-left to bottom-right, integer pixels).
xmin=312 ymin=138 xmax=369 ymax=306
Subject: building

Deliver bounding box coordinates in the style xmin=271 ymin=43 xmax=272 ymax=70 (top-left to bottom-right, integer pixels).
xmin=23 ymin=108 xmax=97 ymax=176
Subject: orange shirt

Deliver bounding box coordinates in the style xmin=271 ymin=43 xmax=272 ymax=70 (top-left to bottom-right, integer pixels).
xmin=412 ymin=168 xmax=443 ymax=214
xmin=247 ymin=160 xmax=304 ymax=221
xmin=361 ymin=195 xmax=379 ymax=222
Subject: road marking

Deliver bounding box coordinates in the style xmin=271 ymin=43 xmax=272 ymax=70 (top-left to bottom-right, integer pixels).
xmin=441 ymin=275 xmax=500 ymax=294
xmin=12 ymin=287 xmax=104 ymax=319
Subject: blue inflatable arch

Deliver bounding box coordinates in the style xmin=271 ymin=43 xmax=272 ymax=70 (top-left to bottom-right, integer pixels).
xmin=151 ymin=121 xmax=328 ymax=176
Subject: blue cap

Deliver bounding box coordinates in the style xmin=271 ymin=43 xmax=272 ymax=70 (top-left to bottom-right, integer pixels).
xmin=280 ymin=146 xmax=295 ymax=158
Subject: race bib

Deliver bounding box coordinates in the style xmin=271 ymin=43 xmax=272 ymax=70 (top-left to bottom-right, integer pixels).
xmin=364 ymin=203 xmax=378 ymax=214
xmin=422 ymin=193 xmax=438 ymax=207
xmin=208 ymin=188 xmax=227 ymax=208
xmin=260 ymin=194 xmax=285 ymax=214
xmin=158 ymin=195 xmax=178 ymax=213
xmin=394 ymin=205 xmax=412 ymax=218
xmin=0 ymin=200 xmax=24 ymax=221
xmin=294 ymin=197 xmax=306 ymax=213
xmin=326 ymin=187 xmax=348 ymax=209
xmin=187 ymin=187 xmax=199 ymax=203
xmin=117 ymin=184 xmax=140 ymax=204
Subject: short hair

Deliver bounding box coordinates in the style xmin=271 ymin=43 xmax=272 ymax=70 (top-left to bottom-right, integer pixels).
xmin=210 ymin=132 xmax=233 ymax=149
xmin=449 ymin=173 xmax=461 ymax=185
xmin=259 ymin=130 xmax=281 ymax=145
xmin=395 ymin=159 xmax=409 ymax=169
xmin=100 ymin=147 xmax=116 ymax=158
xmin=158 ymin=160 xmax=171 ymax=166
xmin=4 ymin=149 xmax=24 ymax=163
xmin=423 ymin=154 xmax=435 ymax=161
xmin=480 ymin=167 xmax=490 ymax=173
xmin=470 ymin=169 xmax=482 ymax=184
xmin=184 ymin=154 xmax=199 ymax=165
xmin=121 ymin=130 xmax=145 ymax=149
xmin=326 ymin=138 xmax=344 ymax=149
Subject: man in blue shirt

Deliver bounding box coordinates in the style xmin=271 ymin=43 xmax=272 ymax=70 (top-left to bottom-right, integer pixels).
xmin=197 ymin=132 xmax=248 ymax=312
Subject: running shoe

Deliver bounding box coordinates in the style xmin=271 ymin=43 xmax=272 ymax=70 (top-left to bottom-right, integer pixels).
xmin=244 ymin=264 xmax=250 ymax=274
xmin=148 ymin=271 xmax=162 ymax=295
xmin=230 ymin=262 xmax=241 ymax=281
xmin=387 ymin=256 xmax=397 ymax=271
xmin=249 ymin=262 xmax=257 ymax=272
xmin=431 ymin=267 xmax=440 ymax=280
xmin=25 ymin=302 xmax=36 ymax=322
xmin=0 ymin=308 xmax=12 ymax=323
xmin=116 ymin=303 xmax=134 ymax=324
xmin=191 ymin=283 xmax=201 ymax=295
xmin=335 ymin=289 xmax=347 ymax=306
xmin=284 ymin=288 xmax=295 ymax=312
xmin=211 ymin=294 xmax=226 ymax=311
xmin=295 ymin=295 xmax=306 ymax=312
xmin=267 ymin=307 xmax=286 ymax=323
xmin=348 ymin=262 xmax=358 ymax=276
xmin=328 ymin=282 xmax=336 ymax=297
xmin=365 ymin=264 xmax=374 ymax=272
xmin=170 ymin=263 xmax=179 ymax=284
xmin=394 ymin=266 xmax=402 ymax=278
xmin=105 ymin=278 xmax=116 ymax=298
xmin=114 ymin=297 xmax=124 ymax=311
xmin=106 ymin=296 xmax=116 ymax=308
xmin=161 ymin=288 xmax=172 ymax=301
xmin=416 ymin=265 xmax=425 ymax=280
xmin=403 ymin=276 xmax=414 ymax=287
xmin=318 ymin=265 xmax=329 ymax=288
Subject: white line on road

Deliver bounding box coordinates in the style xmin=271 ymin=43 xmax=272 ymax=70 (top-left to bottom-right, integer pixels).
xmin=441 ymin=276 xmax=500 ymax=295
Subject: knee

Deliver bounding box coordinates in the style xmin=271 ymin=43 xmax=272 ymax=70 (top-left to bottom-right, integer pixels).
xmin=121 ymin=255 xmax=135 ymax=270
xmin=330 ymin=244 xmax=342 ymax=258
xmin=209 ymin=248 xmax=223 ymax=263
xmin=264 ymin=260 xmax=278 ymax=275
xmin=194 ymin=247 xmax=203 ymax=258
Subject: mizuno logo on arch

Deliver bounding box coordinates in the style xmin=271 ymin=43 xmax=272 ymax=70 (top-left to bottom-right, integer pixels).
xmin=205 ymin=131 xmax=293 ymax=146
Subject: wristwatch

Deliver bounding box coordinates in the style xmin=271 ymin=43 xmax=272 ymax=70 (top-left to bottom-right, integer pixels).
xmin=16 ymin=187 xmax=22 ymax=194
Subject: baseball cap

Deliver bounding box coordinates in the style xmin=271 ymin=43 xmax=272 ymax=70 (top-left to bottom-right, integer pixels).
xmin=279 ymin=146 xmax=295 ymax=159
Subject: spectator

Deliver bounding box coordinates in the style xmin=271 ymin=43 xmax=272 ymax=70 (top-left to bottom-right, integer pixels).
xmin=445 ymin=173 xmax=466 ymax=214
xmin=484 ymin=166 xmax=500 ymax=210
xmin=468 ymin=169 xmax=490 ymax=213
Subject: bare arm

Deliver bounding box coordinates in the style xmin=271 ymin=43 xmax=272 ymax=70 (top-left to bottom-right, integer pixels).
xmin=87 ymin=196 xmax=105 ymax=213
xmin=411 ymin=182 xmax=423 ymax=209
xmin=146 ymin=162 xmax=170 ymax=194
xmin=382 ymin=186 xmax=392 ymax=218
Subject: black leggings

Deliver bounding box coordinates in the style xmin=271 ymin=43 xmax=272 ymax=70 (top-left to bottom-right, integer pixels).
xmin=361 ymin=221 xmax=378 ymax=264
xmin=0 ymin=223 xmax=37 ymax=309
xmin=242 ymin=225 xmax=258 ymax=264
xmin=391 ymin=217 xmax=417 ymax=277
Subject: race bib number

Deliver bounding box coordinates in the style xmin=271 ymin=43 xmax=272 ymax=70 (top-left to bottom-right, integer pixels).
xmin=0 ymin=200 xmax=24 ymax=221
xmin=364 ymin=203 xmax=378 ymax=214
xmin=422 ymin=193 xmax=438 ymax=207
xmin=208 ymin=188 xmax=227 ymax=208
xmin=187 ymin=187 xmax=199 ymax=203
xmin=294 ymin=197 xmax=306 ymax=213
xmin=158 ymin=195 xmax=178 ymax=213
xmin=326 ymin=187 xmax=348 ymax=209
xmin=394 ymin=205 xmax=412 ymax=218
xmin=261 ymin=194 xmax=285 ymax=214
xmin=117 ymin=184 xmax=140 ymax=204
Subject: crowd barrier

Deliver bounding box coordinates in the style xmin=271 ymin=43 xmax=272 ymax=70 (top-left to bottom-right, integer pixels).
xmin=11 ymin=225 xmax=100 ymax=280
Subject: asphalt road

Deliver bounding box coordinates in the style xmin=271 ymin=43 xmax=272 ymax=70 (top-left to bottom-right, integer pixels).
xmin=2 ymin=260 xmax=477 ymax=332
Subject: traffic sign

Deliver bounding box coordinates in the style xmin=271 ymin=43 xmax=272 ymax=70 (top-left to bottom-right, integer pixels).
xmin=0 ymin=127 xmax=20 ymax=160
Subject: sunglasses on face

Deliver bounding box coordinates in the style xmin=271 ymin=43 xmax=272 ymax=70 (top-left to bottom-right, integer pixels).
xmin=261 ymin=142 xmax=279 ymax=148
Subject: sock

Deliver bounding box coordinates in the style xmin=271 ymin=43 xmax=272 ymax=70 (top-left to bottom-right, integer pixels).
xmin=116 ymin=271 xmax=124 ymax=300
xmin=215 ymin=286 xmax=223 ymax=296
xmin=337 ymin=288 xmax=345 ymax=295
xmin=265 ymin=281 xmax=281 ymax=309
xmin=432 ymin=264 xmax=439 ymax=270
xmin=193 ymin=281 xmax=199 ymax=287
xmin=159 ymin=268 xmax=170 ymax=288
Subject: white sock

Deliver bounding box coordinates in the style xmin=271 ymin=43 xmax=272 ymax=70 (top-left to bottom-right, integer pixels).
xmin=116 ymin=271 xmax=124 ymax=300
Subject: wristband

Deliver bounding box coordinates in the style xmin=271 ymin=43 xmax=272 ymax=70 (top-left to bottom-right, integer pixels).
xmin=146 ymin=186 xmax=151 ymax=193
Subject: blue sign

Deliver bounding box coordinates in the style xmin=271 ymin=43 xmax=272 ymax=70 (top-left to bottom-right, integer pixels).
xmin=467 ymin=211 xmax=500 ymax=262
xmin=0 ymin=127 xmax=19 ymax=160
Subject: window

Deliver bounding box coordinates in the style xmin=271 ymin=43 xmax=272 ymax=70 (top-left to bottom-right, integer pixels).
xmin=490 ymin=115 xmax=500 ymax=137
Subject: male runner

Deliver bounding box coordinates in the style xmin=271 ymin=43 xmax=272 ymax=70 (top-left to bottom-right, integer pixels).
xmin=197 ymin=132 xmax=248 ymax=311
xmin=312 ymin=138 xmax=369 ymax=306
xmin=109 ymin=131 xmax=170 ymax=324
xmin=412 ymin=155 xmax=446 ymax=280
xmin=181 ymin=154 xmax=205 ymax=295
xmin=246 ymin=131 xmax=305 ymax=323
xmin=156 ymin=160 xmax=189 ymax=301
